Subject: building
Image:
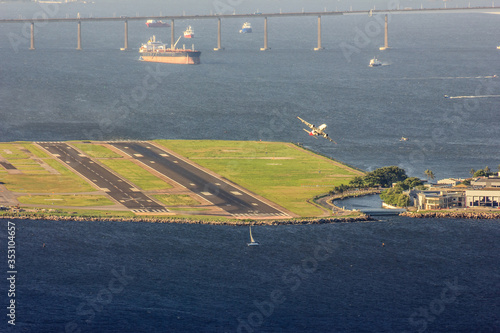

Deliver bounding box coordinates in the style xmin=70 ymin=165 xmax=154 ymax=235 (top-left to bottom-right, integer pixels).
xmin=437 ymin=178 xmax=464 ymax=187
xmin=466 ymin=189 xmax=500 ymax=208
xmin=471 ymin=176 xmax=500 ymax=188
xmin=415 ymin=191 xmax=465 ymax=210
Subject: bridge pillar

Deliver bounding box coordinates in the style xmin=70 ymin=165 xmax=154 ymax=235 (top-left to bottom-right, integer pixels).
xmin=260 ymin=17 xmax=270 ymax=51
xmin=76 ymin=21 xmax=82 ymax=50
xmin=171 ymin=19 xmax=174 ymax=49
xmin=314 ymin=16 xmax=324 ymax=51
xmin=121 ymin=20 xmax=128 ymax=51
xmin=29 ymin=22 xmax=35 ymax=50
xmin=214 ymin=18 xmax=224 ymax=51
xmin=379 ymin=14 xmax=390 ymax=50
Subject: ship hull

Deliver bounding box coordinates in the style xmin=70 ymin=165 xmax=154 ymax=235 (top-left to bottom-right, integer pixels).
xmin=146 ymin=23 xmax=170 ymax=28
xmin=139 ymin=51 xmax=201 ymax=65
xmin=240 ymin=28 xmax=252 ymax=33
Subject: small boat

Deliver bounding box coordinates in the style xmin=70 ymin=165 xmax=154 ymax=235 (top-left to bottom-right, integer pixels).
xmin=369 ymin=57 xmax=382 ymax=67
xmin=247 ymin=226 xmax=259 ymax=246
xmin=400 ymin=137 xmax=409 ymax=141
xmin=145 ymin=20 xmax=170 ymax=28
xmin=239 ymin=22 xmax=252 ymax=33
xmin=184 ymin=26 xmax=194 ymax=38
xmin=497 ymin=46 xmax=500 ymax=50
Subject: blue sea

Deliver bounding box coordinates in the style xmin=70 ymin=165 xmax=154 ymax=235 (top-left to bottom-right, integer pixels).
xmin=1 ymin=1 xmax=500 ymax=332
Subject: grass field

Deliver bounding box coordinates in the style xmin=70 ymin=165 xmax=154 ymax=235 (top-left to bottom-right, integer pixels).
xmin=17 ymin=194 xmax=115 ymax=207
xmin=153 ymin=194 xmax=202 ymax=206
xmin=156 ymin=140 xmax=363 ymax=216
xmin=99 ymin=159 xmax=173 ymax=191
xmin=1 ymin=140 xmax=364 ymax=219
xmin=71 ymin=143 xmax=123 ymax=158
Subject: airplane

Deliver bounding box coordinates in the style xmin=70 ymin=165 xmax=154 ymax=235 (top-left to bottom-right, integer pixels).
xmin=297 ymin=116 xmax=337 ymax=143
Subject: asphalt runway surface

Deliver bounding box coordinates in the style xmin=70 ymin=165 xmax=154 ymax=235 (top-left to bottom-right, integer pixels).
xmin=109 ymin=141 xmax=288 ymax=217
xmin=38 ymin=142 xmax=167 ymax=213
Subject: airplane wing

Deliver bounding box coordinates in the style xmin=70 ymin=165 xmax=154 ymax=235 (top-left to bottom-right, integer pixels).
xmin=327 ymin=136 xmax=337 ymax=144
xmin=297 ymin=116 xmax=315 ymax=130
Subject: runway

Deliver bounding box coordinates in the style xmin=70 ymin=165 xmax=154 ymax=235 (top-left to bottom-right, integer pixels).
xmin=108 ymin=141 xmax=289 ymax=217
xmin=37 ymin=142 xmax=168 ymax=213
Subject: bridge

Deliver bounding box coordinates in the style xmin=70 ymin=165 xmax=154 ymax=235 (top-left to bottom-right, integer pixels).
xmin=1 ymin=6 xmax=499 ymax=51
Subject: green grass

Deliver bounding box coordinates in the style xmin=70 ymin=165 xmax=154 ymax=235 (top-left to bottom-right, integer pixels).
xmin=153 ymin=194 xmax=201 ymax=206
xmin=21 ymin=143 xmax=51 ymax=158
xmin=71 ymin=143 xmax=123 ymax=158
xmin=0 ymin=143 xmax=30 ymax=159
xmin=156 ymin=140 xmax=362 ymax=216
xmin=99 ymin=159 xmax=172 ymax=191
xmin=17 ymin=194 xmax=115 ymax=207
xmin=1 ymin=158 xmax=96 ymax=193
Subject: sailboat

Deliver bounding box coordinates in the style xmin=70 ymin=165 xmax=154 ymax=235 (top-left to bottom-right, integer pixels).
xmin=247 ymin=226 xmax=259 ymax=246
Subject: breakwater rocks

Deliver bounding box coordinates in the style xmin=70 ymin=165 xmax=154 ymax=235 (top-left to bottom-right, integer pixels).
xmin=0 ymin=213 xmax=375 ymax=226
xmin=400 ymin=211 xmax=500 ymax=219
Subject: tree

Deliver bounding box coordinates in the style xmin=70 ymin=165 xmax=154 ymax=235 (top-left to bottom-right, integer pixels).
xmin=485 ymin=166 xmax=490 ymax=174
xmin=349 ymin=176 xmax=365 ymax=188
xmin=469 ymin=168 xmax=475 ymax=177
xmin=424 ymin=169 xmax=435 ymax=181
xmin=403 ymin=177 xmax=424 ymax=190
xmin=364 ymin=166 xmax=407 ymax=187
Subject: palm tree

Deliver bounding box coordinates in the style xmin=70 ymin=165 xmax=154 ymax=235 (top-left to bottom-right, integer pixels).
xmin=424 ymin=169 xmax=435 ymax=181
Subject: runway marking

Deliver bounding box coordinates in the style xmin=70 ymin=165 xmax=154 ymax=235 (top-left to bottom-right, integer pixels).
xmin=231 ymin=191 xmax=242 ymax=195
xmin=150 ymin=161 xmax=155 ymax=163
xmin=134 ymin=154 xmax=143 ymax=157
xmin=53 ymin=154 xmax=60 ymax=157
xmin=160 ymin=153 xmax=169 ymax=157
xmin=201 ymin=192 xmax=212 ymax=196
xmin=130 ymin=188 xmax=140 ymax=192
xmin=252 ymin=203 xmax=258 ymax=206
xmin=215 ymin=183 xmax=221 ymax=186
xmin=190 ymin=183 xmax=196 ymax=186
xmin=173 ymin=161 xmax=178 ymax=163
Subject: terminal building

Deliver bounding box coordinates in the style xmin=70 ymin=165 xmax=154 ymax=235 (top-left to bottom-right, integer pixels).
xmin=411 ymin=175 xmax=500 ymax=210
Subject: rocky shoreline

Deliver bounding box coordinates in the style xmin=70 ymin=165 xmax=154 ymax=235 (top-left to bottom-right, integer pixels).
xmin=0 ymin=213 xmax=375 ymax=226
xmin=400 ymin=211 xmax=500 ymax=219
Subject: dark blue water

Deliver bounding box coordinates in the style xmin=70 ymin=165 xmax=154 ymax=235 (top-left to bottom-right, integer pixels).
xmin=1 ymin=217 xmax=499 ymax=332
xmin=1 ymin=2 xmax=500 ymax=332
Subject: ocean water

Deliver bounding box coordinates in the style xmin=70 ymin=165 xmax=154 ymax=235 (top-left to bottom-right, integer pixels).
xmin=1 ymin=2 xmax=500 ymax=332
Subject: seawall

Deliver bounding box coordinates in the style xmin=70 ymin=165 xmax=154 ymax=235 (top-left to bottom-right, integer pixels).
xmin=400 ymin=211 xmax=500 ymax=219
xmin=0 ymin=214 xmax=375 ymax=226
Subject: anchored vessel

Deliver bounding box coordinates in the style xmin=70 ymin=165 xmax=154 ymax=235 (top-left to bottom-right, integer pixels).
xmin=145 ymin=20 xmax=170 ymax=28
xmin=369 ymin=57 xmax=382 ymax=67
xmin=139 ymin=36 xmax=201 ymax=65
xmin=184 ymin=26 xmax=194 ymax=38
xmin=239 ymin=22 xmax=252 ymax=33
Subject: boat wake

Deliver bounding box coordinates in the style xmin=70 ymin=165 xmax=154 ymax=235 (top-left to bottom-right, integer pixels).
xmin=444 ymin=94 xmax=500 ymax=99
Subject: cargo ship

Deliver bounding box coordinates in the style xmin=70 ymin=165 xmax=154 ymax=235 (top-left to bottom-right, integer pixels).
xmin=139 ymin=36 xmax=201 ymax=65
xmin=145 ymin=20 xmax=170 ymax=28
xmin=184 ymin=26 xmax=194 ymax=38
xmin=239 ymin=22 xmax=252 ymax=33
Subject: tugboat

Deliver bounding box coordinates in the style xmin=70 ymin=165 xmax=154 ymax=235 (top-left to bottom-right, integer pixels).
xmin=239 ymin=22 xmax=252 ymax=33
xmin=139 ymin=35 xmax=201 ymax=65
xmin=145 ymin=20 xmax=170 ymax=28
xmin=369 ymin=57 xmax=382 ymax=67
xmin=184 ymin=26 xmax=194 ymax=38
